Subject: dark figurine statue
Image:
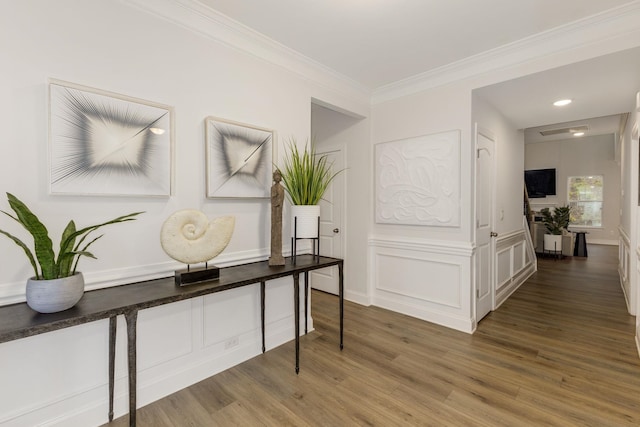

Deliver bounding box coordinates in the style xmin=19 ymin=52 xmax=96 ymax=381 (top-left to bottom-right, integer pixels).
xmin=269 ymin=170 xmax=285 ymax=266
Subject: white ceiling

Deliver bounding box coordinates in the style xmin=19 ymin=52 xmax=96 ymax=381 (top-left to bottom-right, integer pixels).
xmin=475 ymin=46 xmax=640 ymax=140
xmin=199 ymin=0 xmax=633 ymax=89
xmin=195 ymin=0 xmax=639 ymax=136
xmin=523 ymin=114 xmax=625 ymax=144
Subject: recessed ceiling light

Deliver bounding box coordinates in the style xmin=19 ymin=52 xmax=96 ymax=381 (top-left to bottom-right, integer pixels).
xmin=573 ymin=132 xmax=585 ymax=137
xmin=553 ymin=99 xmax=572 ymax=107
xmin=149 ymin=127 xmax=165 ymax=135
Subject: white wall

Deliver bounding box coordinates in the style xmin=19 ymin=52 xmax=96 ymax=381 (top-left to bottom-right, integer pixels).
xmin=525 ymin=134 xmax=621 ymax=245
xmin=0 ymin=1 xmax=370 ymax=425
xmin=473 ymin=94 xmax=525 ymax=234
xmin=369 ymin=4 xmax=640 ymax=335
xmin=370 ymin=83 xmax=475 ymax=332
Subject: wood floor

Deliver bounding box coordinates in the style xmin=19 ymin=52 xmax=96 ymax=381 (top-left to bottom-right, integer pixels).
xmin=105 ymin=245 xmax=640 ymax=426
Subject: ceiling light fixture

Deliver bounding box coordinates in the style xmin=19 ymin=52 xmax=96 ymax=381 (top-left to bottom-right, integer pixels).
xmin=572 ymin=132 xmax=585 ymax=137
xmin=149 ymin=127 xmax=165 ymax=135
xmin=553 ymin=99 xmax=572 ymax=107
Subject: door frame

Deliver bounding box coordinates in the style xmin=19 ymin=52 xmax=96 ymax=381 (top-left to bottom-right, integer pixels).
xmin=310 ymin=144 xmax=347 ymax=294
xmin=474 ymin=124 xmax=497 ymax=324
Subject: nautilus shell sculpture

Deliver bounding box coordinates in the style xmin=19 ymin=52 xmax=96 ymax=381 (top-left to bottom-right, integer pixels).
xmin=160 ymin=209 xmax=235 ymax=265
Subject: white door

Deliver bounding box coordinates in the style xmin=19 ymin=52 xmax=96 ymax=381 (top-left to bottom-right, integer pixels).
xmin=310 ymin=149 xmax=344 ymax=294
xmin=476 ymin=127 xmax=495 ymax=322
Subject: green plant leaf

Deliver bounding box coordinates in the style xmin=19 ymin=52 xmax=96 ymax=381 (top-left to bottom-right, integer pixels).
xmin=0 ymin=193 xmax=143 ymax=280
xmin=58 ymin=212 xmax=142 ymax=277
xmin=278 ymin=138 xmax=344 ymax=205
xmin=57 ymin=220 xmax=77 ymax=279
xmin=0 ymin=229 xmax=40 ymax=279
xmin=6 ymin=193 xmax=55 ymax=279
xmin=71 ymin=234 xmax=103 ymax=274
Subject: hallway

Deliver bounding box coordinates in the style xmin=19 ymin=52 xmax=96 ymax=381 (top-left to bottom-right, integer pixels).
xmin=475 ymin=244 xmax=639 ymax=424
xmin=106 ymin=245 xmax=640 ymax=426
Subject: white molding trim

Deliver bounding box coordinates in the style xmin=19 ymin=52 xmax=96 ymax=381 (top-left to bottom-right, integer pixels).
xmin=121 ymin=0 xmax=370 ymax=103
xmin=372 ymin=1 xmax=640 ymax=103
xmin=494 ymin=221 xmax=536 ymax=308
xmin=587 ymin=238 xmax=619 ymax=246
xmin=373 ymin=296 xmax=474 ymax=333
xmin=344 ymin=289 xmax=370 ymax=307
xmin=619 ymin=225 xmax=631 ymax=245
xmin=369 ymin=234 xmax=473 ymax=333
xmin=368 ymin=235 xmax=474 ymax=257
xmin=122 ymin=0 xmax=640 ymax=108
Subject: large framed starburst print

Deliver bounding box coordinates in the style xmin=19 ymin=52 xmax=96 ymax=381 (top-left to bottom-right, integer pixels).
xmin=48 ymin=80 xmax=173 ymax=197
xmin=205 ymin=116 xmax=273 ymax=198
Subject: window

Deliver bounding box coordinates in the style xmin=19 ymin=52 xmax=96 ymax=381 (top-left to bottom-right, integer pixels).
xmin=567 ymin=175 xmax=603 ymax=227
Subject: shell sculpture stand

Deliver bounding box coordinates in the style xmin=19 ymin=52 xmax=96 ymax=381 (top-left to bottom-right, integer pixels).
xmin=161 ymin=209 xmax=235 ymax=286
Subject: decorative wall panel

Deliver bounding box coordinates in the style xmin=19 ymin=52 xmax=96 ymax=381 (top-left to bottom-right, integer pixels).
xmin=49 ymin=80 xmax=173 ymax=197
xmin=375 ymin=130 xmax=460 ymax=226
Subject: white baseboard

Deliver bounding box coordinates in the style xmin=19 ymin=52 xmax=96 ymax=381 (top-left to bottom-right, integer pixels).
xmin=373 ymin=295 xmax=474 ymax=333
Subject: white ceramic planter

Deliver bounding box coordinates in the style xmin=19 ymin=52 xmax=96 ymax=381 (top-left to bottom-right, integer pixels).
xmin=26 ymin=272 xmax=85 ymax=313
xmin=291 ymin=205 xmax=321 ymax=239
xmin=543 ymin=234 xmax=563 ymax=253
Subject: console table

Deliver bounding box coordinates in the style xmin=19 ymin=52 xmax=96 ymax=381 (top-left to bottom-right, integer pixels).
xmin=0 ymin=255 xmax=344 ymax=426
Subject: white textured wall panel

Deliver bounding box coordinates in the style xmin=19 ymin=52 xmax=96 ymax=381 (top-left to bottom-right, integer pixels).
xmin=375 ymin=130 xmax=460 ymax=226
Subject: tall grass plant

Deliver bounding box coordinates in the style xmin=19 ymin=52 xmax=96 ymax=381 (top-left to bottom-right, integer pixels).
xmin=277 ymin=138 xmax=343 ymax=205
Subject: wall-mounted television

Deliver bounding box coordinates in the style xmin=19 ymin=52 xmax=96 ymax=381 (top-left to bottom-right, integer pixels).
xmin=524 ymin=168 xmax=556 ymax=198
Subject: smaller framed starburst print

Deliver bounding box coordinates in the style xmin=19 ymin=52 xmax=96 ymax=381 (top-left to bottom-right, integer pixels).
xmin=48 ymin=79 xmax=173 ymax=197
xmin=205 ymin=116 xmax=273 ymax=199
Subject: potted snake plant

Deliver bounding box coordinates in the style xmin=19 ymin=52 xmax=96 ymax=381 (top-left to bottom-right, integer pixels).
xmin=277 ymin=138 xmax=343 ymax=239
xmin=0 ymin=193 xmax=142 ymax=313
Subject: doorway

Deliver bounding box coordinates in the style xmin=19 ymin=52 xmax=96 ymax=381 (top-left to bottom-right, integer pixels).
xmin=475 ymin=126 xmax=496 ymax=322
xmin=309 ymin=102 xmax=356 ymax=294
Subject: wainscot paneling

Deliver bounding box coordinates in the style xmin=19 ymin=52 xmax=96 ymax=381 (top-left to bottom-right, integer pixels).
xmin=0 ymin=276 xmax=302 ymax=426
xmin=368 ymin=235 xmax=473 ymax=333
xmin=619 ymin=227 xmax=631 ymax=311
xmin=495 ymin=227 xmax=536 ymax=308
xmin=0 ymin=321 xmax=109 ymax=425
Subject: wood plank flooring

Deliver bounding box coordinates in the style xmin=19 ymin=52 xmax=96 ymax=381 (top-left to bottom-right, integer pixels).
xmin=104 ymin=245 xmax=640 ymax=426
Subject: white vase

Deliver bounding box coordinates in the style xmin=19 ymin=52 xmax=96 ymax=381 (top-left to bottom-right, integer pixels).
xmin=26 ymin=272 xmax=85 ymax=313
xmin=543 ymin=234 xmax=562 ymax=253
xmin=291 ymin=205 xmax=321 ymax=239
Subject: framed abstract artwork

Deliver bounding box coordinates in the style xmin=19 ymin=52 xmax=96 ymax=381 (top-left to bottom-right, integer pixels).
xmin=205 ymin=116 xmax=273 ymax=198
xmin=375 ymin=129 xmax=461 ymax=227
xmin=48 ymin=79 xmax=173 ymax=197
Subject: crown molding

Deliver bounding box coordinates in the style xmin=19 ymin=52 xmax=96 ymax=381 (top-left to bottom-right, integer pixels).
xmin=121 ymin=0 xmax=640 ymax=108
xmin=372 ymin=1 xmax=640 ymax=104
xmin=121 ymin=0 xmax=371 ymax=102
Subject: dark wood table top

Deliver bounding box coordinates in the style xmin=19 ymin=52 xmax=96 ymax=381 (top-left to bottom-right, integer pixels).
xmin=0 ymin=255 xmax=342 ymax=344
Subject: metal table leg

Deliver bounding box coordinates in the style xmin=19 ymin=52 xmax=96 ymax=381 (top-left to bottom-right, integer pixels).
xmin=293 ymin=272 xmax=300 ymax=374
xmin=108 ymin=316 xmax=116 ymax=422
xmin=124 ymin=310 xmax=138 ymax=427
xmin=304 ymin=271 xmax=309 ymax=334
xmin=260 ymin=280 xmax=266 ymax=353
